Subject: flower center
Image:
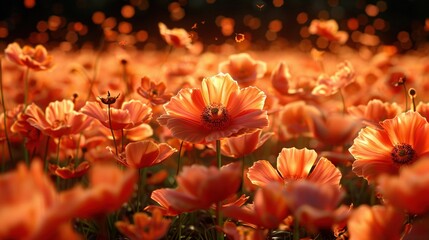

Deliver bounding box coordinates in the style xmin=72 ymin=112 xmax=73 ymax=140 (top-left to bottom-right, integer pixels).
xmin=391 ymin=143 xmax=416 ymax=165
xmin=200 ymin=103 xmax=230 ymax=130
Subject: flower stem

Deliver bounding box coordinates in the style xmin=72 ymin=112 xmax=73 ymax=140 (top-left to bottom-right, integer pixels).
xmin=0 ymin=59 xmax=13 ymax=163
xmin=176 ymin=140 xmax=184 ymax=177
xmin=293 ymin=217 xmax=300 ymax=240
xmin=241 ymin=156 xmax=245 ymax=194
xmin=216 ymin=139 xmax=224 ymax=240
xmin=107 ymin=104 xmax=118 ymax=156
xmin=43 ymin=136 xmax=50 ymax=172
xmin=23 ymin=67 xmax=30 ymax=109
xmin=137 ymin=167 xmax=147 ymax=211
xmin=56 ymin=137 xmax=62 ymax=188
xmin=403 ymin=83 xmax=408 ymax=112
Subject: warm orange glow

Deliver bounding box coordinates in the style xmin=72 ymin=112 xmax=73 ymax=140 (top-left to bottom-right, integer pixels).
xmin=121 ymin=5 xmax=135 ymax=18
xmin=297 ymin=12 xmax=308 ymax=24
xmin=273 ymin=0 xmax=284 ymax=7
xmin=48 ymin=15 xmax=62 ymax=31
xmin=397 ymin=31 xmax=410 ymax=43
xmin=136 ymin=30 xmax=148 ymax=42
xmin=36 ymin=21 xmax=48 ymax=32
xmin=92 ymin=11 xmax=105 ymax=25
xmin=0 ymin=27 xmax=8 ymax=38
xmin=347 ymin=18 xmax=359 ymax=30
xmin=118 ymin=21 xmax=132 ymax=34
xmin=365 ymin=4 xmax=379 ymax=17
xmin=268 ymin=19 xmax=283 ymax=33
xmin=24 ymin=0 xmax=36 ymax=8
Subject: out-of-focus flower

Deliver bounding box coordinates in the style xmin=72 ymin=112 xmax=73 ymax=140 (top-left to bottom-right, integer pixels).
xmin=49 ymin=161 xmax=90 ymax=179
xmin=416 ymin=102 xmax=429 ymax=120
xmin=137 ymin=76 xmax=173 ymax=105
xmin=158 ymin=22 xmax=192 ymax=48
xmin=0 ymin=160 xmax=82 ymax=240
xmin=157 ymin=73 xmax=269 ymax=144
xmin=5 ymin=42 xmax=53 ymax=71
xmin=218 ymin=53 xmax=267 ymax=86
xmin=312 ymin=61 xmax=355 ymax=96
xmin=349 ymin=111 xmax=429 ymax=182
xmin=378 ymin=159 xmax=429 ymax=215
xmin=115 ymin=209 xmax=171 ymax=240
xmin=347 ymin=99 xmax=402 ymax=127
xmin=223 ymin=221 xmax=267 ymax=240
xmin=347 ymin=205 xmax=404 ymax=240
xmin=248 ymin=147 xmax=341 ymax=188
xmin=218 ymin=130 xmax=273 ymax=158
xmin=308 ymin=19 xmax=348 ymax=44
xmin=223 ymin=182 xmax=289 ymax=229
xmin=81 ymin=99 xmax=152 ymax=130
xmin=147 ymin=162 xmax=241 ymax=214
xmin=285 ymin=181 xmax=349 ymax=232
xmin=271 ymin=62 xmax=303 ymax=95
xmin=25 ymin=100 xmax=91 ymax=139
xmin=109 ymin=140 xmax=176 ymax=169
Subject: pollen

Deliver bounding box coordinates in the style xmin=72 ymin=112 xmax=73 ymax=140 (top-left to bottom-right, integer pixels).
xmin=200 ymin=103 xmax=231 ymax=130
xmin=391 ymin=143 xmax=416 ymax=165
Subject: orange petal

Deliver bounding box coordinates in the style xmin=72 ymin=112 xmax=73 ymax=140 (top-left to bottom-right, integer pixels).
xmin=247 ymin=160 xmax=283 ymax=187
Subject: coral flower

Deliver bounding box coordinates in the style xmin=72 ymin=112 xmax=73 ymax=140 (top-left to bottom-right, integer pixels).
xmin=247 ymin=147 xmax=342 ymax=188
xmin=5 ymin=42 xmax=53 ymax=71
xmin=347 ymin=205 xmax=404 ymax=240
xmin=25 ymin=99 xmax=91 ymax=139
xmin=81 ymin=99 xmax=152 ymax=130
xmin=115 ymin=209 xmax=171 ymax=240
xmin=158 ymin=22 xmax=192 ymax=48
xmin=148 ymin=162 xmax=241 ymax=214
xmin=347 ymin=99 xmax=402 ymax=127
xmin=311 ymin=61 xmax=355 ymax=96
xmin=378 ymin=159 xmax=429 ymax=215
xmin=349 ymin=111 xmax=429 ymax=181
xmin=110 ymin=140 xmax=176 ymax=169
xmin=218 ymin=53 xmax=267 ymax=86
xmin=137 ymin=76 xmax=173 ymax=105
xmin=219 ymin=130 xmax=273 ymax=158
xmin=308 ymin=19 xmax=348 ymax=44
xmin=223 ymin=221 xmax=267 ymax=240
xmin=222 ymin=182 xmax=290 ymax=229
xmin=49 ymin=161 xmax=90 ymax=179
xmin=157 ymin=73 xmax=269 ymax=144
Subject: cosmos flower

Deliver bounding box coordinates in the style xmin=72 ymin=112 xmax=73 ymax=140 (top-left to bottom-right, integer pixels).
xmin=5 ymin=42 xmax=53 ymax=71
xmin=218 ymin=53 xmax=267 ymax=86
xmin=308 ymin=19 xmax=348 ymax=44
xmin=137 ymin=76 xmax=173 ymax=105
xmin=115 ymin=209 xmax=171 ymax=240
xmin=349 ymin=111 xmax=429 ymax=182
xmin=247 ymin=147 xmax=342 ymax=188
xmin=158 ymin=22 xmax=192 ymax=48
xmin=347 ymin=205 xmax=404 ymax=240
xmin=218 ymin=129 xmax=273 ymax=158
xmin=347 ymin=99 xmax=402 ymax=127
xmin=157 ymin=73 xmax=269 ymax=144
xmin=311 ymin=61 xmax=355 ymax=96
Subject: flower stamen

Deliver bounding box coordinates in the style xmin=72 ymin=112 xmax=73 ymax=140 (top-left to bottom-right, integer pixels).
xmin=391 ymin=143 xmax=416 ymax=165
xmin=201 ymin=103 xmax=230 ymax=130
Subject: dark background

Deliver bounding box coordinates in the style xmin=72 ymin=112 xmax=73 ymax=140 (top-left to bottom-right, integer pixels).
xmin=1 ymin=0 xmax=428 ymax=51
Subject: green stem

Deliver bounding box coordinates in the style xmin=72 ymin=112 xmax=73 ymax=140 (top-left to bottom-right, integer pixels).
xmin=137 ymin=167 xmax=147 ymax=211
xmin=23 ymin=67 xmax=30 ymax=109
xmin=293 ymin=217 xmax=300 ymax=240
xmin=178 ymin=214 xmax=183 ymax=240
xmin=0 ymin=59 xmax=13 ymax=163
xmin=43 ymin=136 xmax=50 ymax=172
xmin=403 ymin=83 xmax=408 ymax=112
xmin=107 ymin=104 xmax=118 ymax=156
xmin=216 ymin=139 xmax=223 ymax=240
xmin=74 ymin=133 xmax=83 ymax=167
xmin=56 ymin=137 xmax=62 ymax=188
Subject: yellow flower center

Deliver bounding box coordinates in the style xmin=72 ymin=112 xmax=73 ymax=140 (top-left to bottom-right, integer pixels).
xmin=391 ymin=143 xmax=416 ymax=165
xmin=200 ymin=103 xmax=230 ymax=130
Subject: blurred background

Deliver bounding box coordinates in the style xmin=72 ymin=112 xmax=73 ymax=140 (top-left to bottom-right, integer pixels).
xmin=1 ymin=0 xmax=429 ymax=52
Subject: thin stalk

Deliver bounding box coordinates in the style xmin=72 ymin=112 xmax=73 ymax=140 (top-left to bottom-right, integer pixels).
xmin=216 ymin=140 xmax=223 ymax=240
xmin=293 ymin=217 xmax=300 ymax=240
xmin=137 ymin=167 xmax=147 ymax=211
xmin=0 ymin=59 xmax=13 ymax=162
xmin=74 ymin=133 xmax=83 ymax=167
xmin=176 ymin=141 xmax=184 ymax=177
xmin=241 ymin=156 xmax=245 ymax=194
xmin=107 ymin=104 xmax=118 ymax=156
xmin=56 ymin=137 xmax=62 ymax=188
xmin=23 ymin=67 xmax=30 ymax=109
xmin=43 ymin=136 xmax=50 ymax=172
xmin=403 ymin=83 xmax=408 ymax=112
xmin=178 ymin=214 xmax=183 ymax=240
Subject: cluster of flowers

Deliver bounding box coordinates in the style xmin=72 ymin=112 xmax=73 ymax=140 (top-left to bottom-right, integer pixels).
xmin=1 ymin=21 xmax=429 ymax=240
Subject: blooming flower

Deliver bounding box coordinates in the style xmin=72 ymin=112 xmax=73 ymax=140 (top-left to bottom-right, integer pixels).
xmin=218 ymin=53 xmax=267 ymax=86
xmin=347 ymin=205 xmax=404 ymax=240
xmin=49 ymin=161 xmax=90 ymax=179
xmin=218 ymin=129 xmax=273 ymax=158
xmin=347 ymin=99 xmax=402 ymax=127
xmin=308 ymin=19 xmax=348 ymax=44
xmin=137 ymin=76 xmax=173 ymax=105
xmin=25 ymin=99 xmax=91 ymax=139
xmin=5 ymin=42 xmax=53 ymax=71
xmin=157 ymin=73 xmax=269 ymax=144
xmin=158 ymin=22 xmax=192 ymax=48
xmin=81 ymin=99 xmax=152 ymax=130
xmin=311 ymin=61 xmax=355 ymax=96
xmin=349 ymin=111 xmax=429 ymax=181
xmin=115 ymin=209 xmax=171 ymax=240
xmin=247 ymin=147 xmax=342 ymax=188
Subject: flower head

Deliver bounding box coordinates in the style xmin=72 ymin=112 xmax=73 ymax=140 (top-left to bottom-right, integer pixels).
xmin=158 ymin=22 xmax=192 ymax=48
xmin=349 ymin=111 xmax=429 ymax=181
xmin=5 ymin=42 xmax=53 ymax=70
xmin=219 ymin=130 xmax=273 ymax=158
xmin=312 ymin=61 xmax=355 ymax=96
xmin=137 ymin=76 xmax=173 ymax=105
xmin=157 ymin=73 xmax=269 ymax=144
xmin=308 ymin=19 xmax=348 ymax=44
xmin=218 ymin=53 xmax=267 ymax=86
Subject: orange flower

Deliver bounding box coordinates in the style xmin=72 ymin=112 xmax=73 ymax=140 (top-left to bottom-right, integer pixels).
xmin=347 ymin=205 xmax=404 ymax=240
xmin=157 ymin=73 xmax=269 ymax=144
xmin=247 ymin=147 xmax=341 ymax=188
xmin=223 ymin=221 xmax=267 ymax=240
xmin=5 ymin=42 xmax=53 ymax=71
xmin=49 ymin=161 xmax=90 ymax=179
xmin=218 ymin=53 xmax=267 ymax=86
xmin=222 ymin=182 xmax=290 ymax=229
xmin=109 ymin=140 xmax=176 ymax=169
xmin=158 ymin=22 xmax=192 ymax=48
xmin=347 ymin=99 xmax=402 ymax=127
xmin=0 ymin=160 xmax=82 ymax=240
xmin=81 ymin=99 xmax=152 ymax=130
xmin=148 ymin=162 xmax=241 ymax=214
xmin=378 ymin=159 xmax=429 ymax=215
xmin=308 ymin=19 xmax=348 ymax=44
xmin=137 ymin=76 xmax=173 ymax=105
xmin=219 ymin=130 xmax=273 ymax=158
xmin=271 ymin=62 xmax=299 ymax=95
xmin=285 ymin=181 xmax=349 ymax=231
xmin=115 ymin=209 xmax=171 ymax=240
xmin=311 ymin=61 xmax=355 ymax=96
xmin=349 ymin=111 xmax=429 ymax=181
xmin=25 ymin=100 xmax=91 ymax=139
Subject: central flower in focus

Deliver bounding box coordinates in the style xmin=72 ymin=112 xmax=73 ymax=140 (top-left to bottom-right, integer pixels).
xmin=158 ymin=73 xmax=269 ymax=144
xmin=391 ymin=143 xmax=416 ymax=165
